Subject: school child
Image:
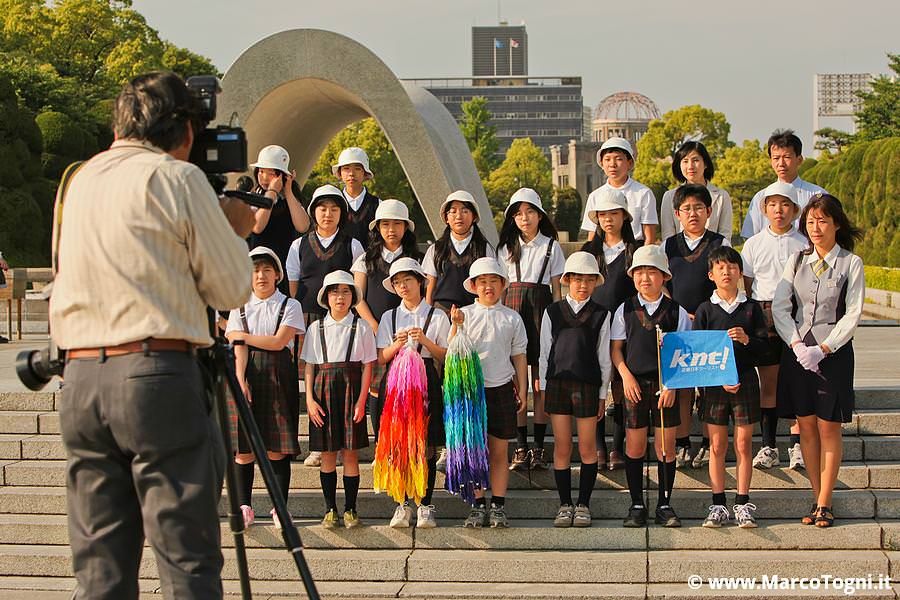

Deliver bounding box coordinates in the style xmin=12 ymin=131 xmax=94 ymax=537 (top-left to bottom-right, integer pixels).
xmin=664 ymin=183 xmax=728 ymax=470
xmin=659 ymin=141 xmax=732 ymax=241
xmin=286 ymin=184 xmax=364 ymax=467
xmin=377 ymin=258 xmax=451 ymax=529
xmin=538 ymin=252 xmax=611 ymax=528
xmin=450 ymin=258 xmax=528 ymax=528
xmin=497 ymin=188 xmax=565 ymax=472
xmin=611 ymin=245 xmax=692 ymax=528
xmin=352 ymin=200 xmax=420 ymax=441
xmin=773 ymin=194 xmax=864 ymax=528
xmin=247 ymin=145 xmax=310 ymax=295
xmin=225 ymin=247 xmax=306 ymax=529
xmin=580 ymin=137 xmax=659 ymax=245
xmin=581 ymin=188 xmax=640 ymax=472
xmin=332 ymin=147 xmax=380 ymax=246
xmin=741 ymin=182 xmax=810 ymax=470
xmin=694 ymin=247 xmax=768 ymax=528
xmin=423 ymin=190 xmax=496 ymax=314
xmin=301 ymin=271 xmax=377 ymax=528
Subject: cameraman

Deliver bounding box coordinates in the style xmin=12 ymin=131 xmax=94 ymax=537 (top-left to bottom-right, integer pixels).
xmin=49 ymin=71 xmax=255 ymax=600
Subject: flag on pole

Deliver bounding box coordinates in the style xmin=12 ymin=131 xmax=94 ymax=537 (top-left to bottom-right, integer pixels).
xmin=660 ymin=330 xmax=739 ymax=389
xmin=510 ymin=39 xmax=519 ymax=48
xmin=494 ymin=38 xmax=504 ymax=48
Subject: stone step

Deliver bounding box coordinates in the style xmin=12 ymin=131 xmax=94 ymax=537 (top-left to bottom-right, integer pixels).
xmin=0 ymin=394 xmax=55 ymax=413
xmin=2 ymin=459 xmax=883 ymax=491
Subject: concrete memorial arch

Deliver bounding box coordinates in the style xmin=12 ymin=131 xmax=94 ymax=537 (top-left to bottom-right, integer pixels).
xmin=218 ymin=28 xmax=497 ymax=243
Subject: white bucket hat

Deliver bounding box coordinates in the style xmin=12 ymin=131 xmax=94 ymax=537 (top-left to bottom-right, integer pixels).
xmin=504 ymin=187 xmax=546 ymax=218
xmin=308 ymin=184 xmax=348 ymax=214
xmin=439 ymin=190 xmax=481 ymax=222
xmin=596 ymin=136 xmax=635 ymax=165
xmin=762 ymin=181 xmax=800 ymax=209
xmin=250 ymin=145 xmax=290 ymax=172
xmin=627 ymin=244 xmax=672 ymax=279
xmin=588 ymin=188 xmax=633 ymax=224
xmin=368 ymin=199 xmax=415 ymax=232
xmin=248 ymin=246 xmax=284 ymax=284
xmin=317 ymin=270 xmax=362 ymax=309
xmin=382 ymin=257 xmax=427 ymax=294
xmin=561 ymin=251 xmax=604 ymax=286
xmin=331 ymin=147 xmax=373 ymax=179
xmin=462 ymin=257 xmax=508 ymax=294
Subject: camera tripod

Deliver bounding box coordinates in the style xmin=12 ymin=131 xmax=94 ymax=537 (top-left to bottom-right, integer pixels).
xmin=200 ymin=326 xmax=321 ymax=600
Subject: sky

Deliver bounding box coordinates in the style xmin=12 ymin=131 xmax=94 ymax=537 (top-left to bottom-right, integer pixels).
xmin=132 ymin=0 xmax=898 ymax=148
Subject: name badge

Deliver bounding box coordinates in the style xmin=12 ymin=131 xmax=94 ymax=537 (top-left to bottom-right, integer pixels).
xmin=827 ymin=279 xmax=840 ymax=288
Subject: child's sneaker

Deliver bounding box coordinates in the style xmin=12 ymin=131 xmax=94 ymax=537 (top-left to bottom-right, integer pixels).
xmin=464 ymin=505 xmax=489 ymax=528
xmin=303 ymin=451 xmax=322 ymax=467
xmin=343 ymin=509 xmax=361 ymax=529
xmin=390 ymin=503 xmax=413 ymax=528
xmin=675 ymin=446 xmax=692 ymax=469
xmin=655 ymin=505 xmax=682 ymax=527
xmin=489 ymin=505 xmax=508 ymax=528
xmin=529 ymin=447 xmax=549 ymax=470
xmin=788 ymin=443 xmax=805 ymax=470
xmin=240 ymin=504 xmax=255 ymax=528
xmin=733 ymin=503 xmax=758 ymax=528
xmin=435 ymin=448 xmax=448 ymax=473
xmin=321 ymin=508 xmax=339 ymax=529
xmin=572 ymin=504 xmax=592 ymax=528
xmin=553 ymin=504 xmax=574 ymax=528
xmin=509 ymin=447 xmax=529 ymax=471
xmin=623 ymin=505 xmax=648 ymax=527
xmin=691 ymin=447 xmax=709 ymax=469
xmin=416 ymin=504 xmax=437 ymax=529
xmin=270 ymin=508 xmax=290 ymax=530
xmin=752 ymin=446 xmax=779 ymax=469
xmin=702 ymin=505 xmax=730 ymax=528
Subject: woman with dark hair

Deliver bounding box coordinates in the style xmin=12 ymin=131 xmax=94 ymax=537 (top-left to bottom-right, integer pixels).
xmin=772 ymin=193 xmax=864 ymax=528
xmin=660 ymin=141 xmax=733 ymax=242
xmin=497 ymin=188 xmax=565 ymax=471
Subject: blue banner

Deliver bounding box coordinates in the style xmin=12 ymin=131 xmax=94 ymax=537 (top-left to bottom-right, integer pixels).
xmin=660 ymin=330 xmax=739 ymax=389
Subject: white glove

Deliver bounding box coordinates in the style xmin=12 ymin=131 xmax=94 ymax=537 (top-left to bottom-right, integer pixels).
xmin=798 ymin=344 xmax=825 ymax=371
xmin=792 ymin=343 xmax=808 ymax=362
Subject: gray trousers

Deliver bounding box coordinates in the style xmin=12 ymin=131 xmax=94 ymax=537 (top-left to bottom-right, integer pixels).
xmin=60 ymin=352 xmax=226 ymax=600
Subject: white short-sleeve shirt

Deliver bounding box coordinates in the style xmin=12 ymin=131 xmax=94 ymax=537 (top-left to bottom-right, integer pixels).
xmin=610 ymin=295 xmax=693 ymax=341
xmin=422 ymin=230 xmax=496 ymax=278
xmin=741 ymin=178 xmax=827 ymax=239
xmin=497 ymin=233 xmax=565 ymax=285
xmin=285 ymin=231 xmax=365 ymax=282
xmin=581 ymin=178 xmax=659 ymax=240
xmin=459 ymin=301 xmax=528 ymax=388
xmin=740 ymin=226 xmax=809 ymax=301
xmin=350 ymin=246 xmax=404 ymax=275
xmin=375 ymin=301 xmax=451 ymax=359
xmin=300 ymin=312 xmax=377 ymax=365
xmin=225 ymin=290 xmax=306 ymax=343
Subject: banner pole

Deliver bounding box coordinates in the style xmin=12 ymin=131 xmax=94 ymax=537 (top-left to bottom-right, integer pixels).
xmin=656 ymin=325 xmax=670 ymax=505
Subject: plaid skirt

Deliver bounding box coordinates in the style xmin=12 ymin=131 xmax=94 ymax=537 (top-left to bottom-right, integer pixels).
xmin=504 ymin=283 xmax=553 ymax=367
xmin=309 ymin=361 xmax=369 ymax=452
xmin=379 ymin=357 xmax=445 ymax=447
xmin=701 ymin=368 xmax=761 ymax=426
xmin=756 ymin=301 xmax=785 ymax=366
xmin=545 ymin=378 xmax=601 ymax=418
xmin=485 ymin=381 xmax=518 ymax=440
xmin=229 ymin=347 xmax=300 ymax=455
xmin=623 ymin=376 xmax=681 ymax=430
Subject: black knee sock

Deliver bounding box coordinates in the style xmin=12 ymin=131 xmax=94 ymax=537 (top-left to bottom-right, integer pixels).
xmin=577 ymin=462 xmax=598 ymax=507
xmin=676 ymin=436 xmax=691 ymax=451
xmin=553 ymin=468 xmax=573 ymax=505
xmin=516 ymin=425 xmax=528 ymax=448
xmin=625 ymin=455 xmax=644 ymax=507
xmin=734 ymin=493 xmax=750 ymax=506
xmin=534 ymin=424 xmax=547 ymax=450
xmin=421 ymin=457 xmax=438 ymax=505
xmin=790 ymin=433 xmax=800 ymax=446
xmin=613 ymin=405 xmax=625 ymax=453
xmin=491 ymin=495 xmax=505 ymax=508
xmin=271 ymin=456 xmax=292 ymax=504
xmin=760 ymin=408 xmax=778 ymax=448
xmin=320 ymin=470 xmax=338 ymax=511
xmin=596 ymin=418 xmax=608 ymax=456
xmin=343 ymin=474 xmax=360 ymax=512
xmin=235 ymin=461 xmax=255 ymax=507
xmin=712 ymin=492 xmax=727 ymax=506
xmin=657 ymin=460 xmax=676 ymax=507
xmin=474 ymin=497 xmax=487 ymax=508
xmin=701 ymin=437 xmax=710 ymax=449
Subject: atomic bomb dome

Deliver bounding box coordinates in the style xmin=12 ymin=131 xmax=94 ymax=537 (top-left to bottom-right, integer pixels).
xmin=591 ymin=91 xmax=661 ymax=148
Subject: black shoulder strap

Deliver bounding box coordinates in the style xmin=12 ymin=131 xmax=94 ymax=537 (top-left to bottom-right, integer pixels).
xmin=274 ymin=297 xmax=289 ymax=334
xmin=417 ymin=305 xmax=437 ymax=353
xmin=318 ymin=320 xmax=329 ymax=363
xmin=536 ymin=240 xmax=554 ymax=284
xmin=391 ymin=308 xmax=398 ymax=338
xmin=239 ymin=307 xmax=249 ymax=333
xmin=345 ymin=316 xmax=359 ymax=362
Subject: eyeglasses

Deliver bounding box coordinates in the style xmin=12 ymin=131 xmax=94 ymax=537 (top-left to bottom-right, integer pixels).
xmin=676 ymin=205 xmax=708 ymax=214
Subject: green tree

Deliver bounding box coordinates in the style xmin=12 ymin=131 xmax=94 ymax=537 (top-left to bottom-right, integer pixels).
xmin=814 ymin=127 xmax=855 ymax=154
xmin=459 ymin=96 xmax=499 ymax=180
xmin=483 ymin=138 xmax=552 ymax=231
xmin=550 ymin=186 xmax=582 ymax=241
xmin=633 ymin=104 xmax=733 ymax=200
xmin=855 ymin=54 xmax=900 ymax=141
xmin=713 ymin=140 xmax=772 ymax=235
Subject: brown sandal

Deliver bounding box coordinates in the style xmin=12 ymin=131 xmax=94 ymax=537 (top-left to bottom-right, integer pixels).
xmin=801 ymin=503 xmax=817 ymax=525
xmin=814 ymin=506 xmax=834 ymax=528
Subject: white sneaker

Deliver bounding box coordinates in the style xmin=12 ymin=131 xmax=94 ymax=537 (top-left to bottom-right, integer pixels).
xmin=752 ymin=446 xmax=780 ymax=469
xmin=788 ymin=443 xmax=805 ymax=470
xmin=435 ymin=448 xmax=448 ymax=473
xmin=733 ymin=503 xmax=758 ymax=528
xmin=390 ymin=503 xmax=413 ymax=528
xmin=303 ymin=451 xmax=322 ymax=467
xmin=416 ymin=504 xmax=437 ymax=528
xmin=702 ymin=504 xmax=730 ymax=528
xmin=675 ymin=446 xmax=692 ymax=469
xmin=691 ymin=447 xmax=709 ymax=469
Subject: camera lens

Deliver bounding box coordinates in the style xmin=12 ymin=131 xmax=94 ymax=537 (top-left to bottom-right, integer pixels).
xmin=15 ymin=349 xmax=53 ymax=391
